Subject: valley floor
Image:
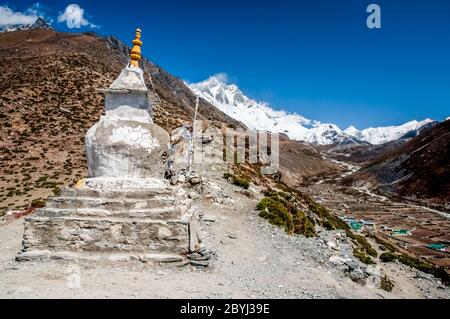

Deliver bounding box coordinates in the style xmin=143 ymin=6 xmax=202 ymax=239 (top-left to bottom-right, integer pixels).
xmin=307 ymin=154 xmax=450 ymax=270
xmin=0 ymin=169 xmax=448 ymax=299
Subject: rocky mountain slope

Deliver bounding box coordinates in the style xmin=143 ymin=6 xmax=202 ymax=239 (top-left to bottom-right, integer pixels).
xmin=189 ymin=76 xmax=434 ymax=146
xmin=277 ymin=135 xmax=338 ymax=186
xmin=343 ymin=119 xmax=450 ymax=208
xmin=328 ymin=139 xmax=408 ymax=165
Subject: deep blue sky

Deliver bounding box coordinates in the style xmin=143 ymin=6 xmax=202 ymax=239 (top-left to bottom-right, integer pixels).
xmin=4 ymin=0 xmax=450 ymax=129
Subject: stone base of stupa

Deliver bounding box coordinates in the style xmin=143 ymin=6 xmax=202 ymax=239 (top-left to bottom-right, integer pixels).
xmin=17 ymin=178 xmax=201 ymax=264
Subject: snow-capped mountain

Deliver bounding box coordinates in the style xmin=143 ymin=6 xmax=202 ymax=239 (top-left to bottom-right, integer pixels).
xmin=188 ymin=75 xmax=434 ymax=145
xmin=0 ymin=17 xmax=52 ymax=33
xmin=189 ymin=76 xmax=356 ymax=145
xmin=343 ymin=126 xmax=359 ymax=136
xmin=344 ymin=119 xmax=434 ymax=145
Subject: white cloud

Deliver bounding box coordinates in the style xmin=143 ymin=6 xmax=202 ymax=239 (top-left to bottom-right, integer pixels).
xmin=57 ymin=4 xmax=98 ymax=29
xmin=212 ymin=72 xmax=229 ymax=84
xmin=0 ymin=4 xmax=39 ymax=26
xmin=0 ymin=3 xmax=53 ymax=27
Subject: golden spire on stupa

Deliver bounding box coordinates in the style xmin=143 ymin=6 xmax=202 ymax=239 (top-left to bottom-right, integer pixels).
xmin=130 ymin=28 xmax=143 ymax=67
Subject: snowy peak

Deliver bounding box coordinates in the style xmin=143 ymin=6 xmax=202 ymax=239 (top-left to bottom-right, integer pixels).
xmin=344 ymin=126 xmax=359 ymax=136
xmin=30 ymin=17 xmax=52 ymax=30
xmin=190 ymin=76 xmax=347 ymax=145
xmin=0 ymin=17 xmax=53 ymax=33
xmin=191 ymin=76 xmax=292 ymax=119
xmin=345 ymin=119 xmax=434 ymax=145
xmin=189 ymin=75 xmax=434 ymax=146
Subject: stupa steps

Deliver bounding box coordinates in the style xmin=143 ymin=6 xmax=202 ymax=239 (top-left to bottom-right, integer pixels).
xmin=29 ymin=215 xmax=185 ymax=224
xmin=46 ymin=195 xmax=177 ymax=211
xmin=35 ymin=207 xmax=182 ymax=220
xmin=60 ymin=187 xmax=174 ymax=199
xmin=17 ymin=250 xmax=185 ymax=263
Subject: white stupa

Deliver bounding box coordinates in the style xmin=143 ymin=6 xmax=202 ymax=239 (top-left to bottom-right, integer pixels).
xmin=85 ymin=28 xmax=169 ymax=189
xmin=17 ymin=29 xmax=202 ymax=263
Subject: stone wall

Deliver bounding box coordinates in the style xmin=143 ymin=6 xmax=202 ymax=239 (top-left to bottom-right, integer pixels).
xmin=22 ymin=216 xmax=189 ymax=255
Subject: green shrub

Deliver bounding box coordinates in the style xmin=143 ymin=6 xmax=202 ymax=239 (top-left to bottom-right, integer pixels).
xmin=376 ymin=240 xmax=398 ymax=253
xmin=37 ymin=176 xmax=48 ymax=182
xmin=308 ymin=201 xmax=348 ymax=230
xmin=258 ymin=197 xmax=292 ymax=232
xmin=31 ymin=199 xmax=45 ymax=208
xmin=223 ymin=173 xmax=250 ymax=190
xmin=348 ymin=233 xmax=378 ymax=258
xmin=293 ymin=210 xmax=316 ymax=238
xmin=323 ymin=220 xmax=335 ymax=231
xmin=380 ymin=275 xmax=395 ymax=292
xmin=380 ymin=252 xmax=397 ymax=262
xmin=257 ymin=192 xmax=316 ymax=237
xmin=353 ymin=249 xmax=375 ymax=265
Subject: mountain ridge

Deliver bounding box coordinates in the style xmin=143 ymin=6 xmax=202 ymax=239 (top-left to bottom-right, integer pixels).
xmin=345 ymin=119 xmax=434 ymax=145
xmin=189 ymin=75 xmax=435 ymax=146
xmin=0 ymin=17 xmax=53 ymax=33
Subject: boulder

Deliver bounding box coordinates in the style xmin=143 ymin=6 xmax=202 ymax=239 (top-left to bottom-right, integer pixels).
xmin=329 ymin=255 xmax=346 ymax=266
xmin=344 ymin=259 xmax=359 ymax=271
xmin=188 ymin=192 xmax=199 ymax=200
xmin=326 ymin=241 xmax=339 ymax=251
xmin=365 ymin=265 xmax=381 ymax=277
xmin=416 ymin=271 xmax=435 ymax=281
xmin=189 ymin=176 xmax=202 ymax=185
xmin=349 ymin=268 xmax=366 ymax=284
